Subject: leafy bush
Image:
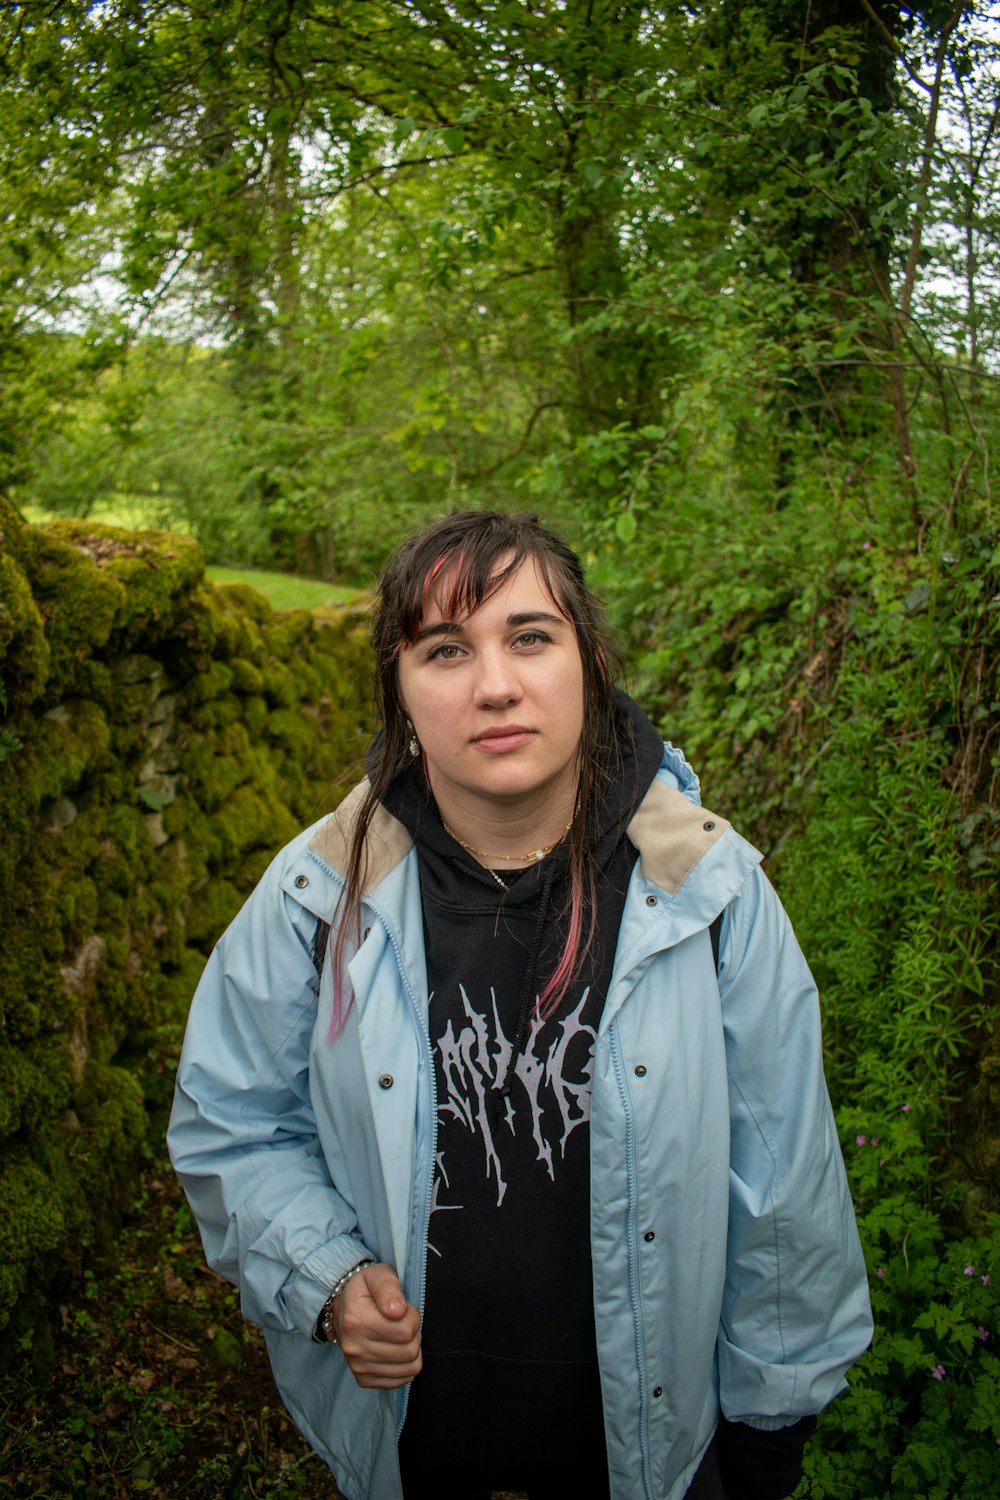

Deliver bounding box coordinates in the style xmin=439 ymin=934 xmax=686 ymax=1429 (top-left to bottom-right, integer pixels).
xmin=808 ymin=1107 xmax=1000 ymax=1498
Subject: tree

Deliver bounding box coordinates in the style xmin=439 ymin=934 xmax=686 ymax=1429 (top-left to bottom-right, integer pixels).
xmin=0 ymin=4 xmax=127 ymax=489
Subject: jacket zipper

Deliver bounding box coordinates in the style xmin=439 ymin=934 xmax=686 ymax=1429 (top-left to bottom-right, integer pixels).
xmin=360 ymin=895 xmax=437 ymax=1440
xmin=607 ymin=1017 xmax=654 ymax=1500
xmin=400 ymin=1024 xmax=436 ymax=1438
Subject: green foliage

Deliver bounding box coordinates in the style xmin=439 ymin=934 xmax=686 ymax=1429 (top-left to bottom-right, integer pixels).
xmin=805 ymin=1107 xmax=1000 ymax=1498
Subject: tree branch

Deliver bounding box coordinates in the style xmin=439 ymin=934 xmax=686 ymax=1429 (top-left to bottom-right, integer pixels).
xmin=858 ymin=0 xmax=933 ymax=94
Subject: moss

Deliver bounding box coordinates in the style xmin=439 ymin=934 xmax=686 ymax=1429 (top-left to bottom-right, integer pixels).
xmin=229 ymin=656 xmax=266 ymax=695
xmin=21 ymin=528 xmax=125 ymax=705
xmin=183 ymin=877 xmax=245 ymax=947
xmin=205 ymin=783 xmax=299 ymax=868
xmin=213 ymin=578 xmax=274 ymax=623
xmin=46 ymin=523 xmax=204 ymax=650
xmin=0 ymin=495 xmax=30 ymax=565
xmin=0 ymin=513 xmax=374 ymax=1340
xmin=205 ymin=1325 xmax=244 ymax=1370
xmin=0 ymin=1156 xmax=66 ymax=1329
xmin=186 ymin=658 xmax=234 ymax=705
xmin=266 ymin=705 xmax=312 ymax=750
xmin=182 ymin=584 xmax=267 ymax=666
xmin=179 ymin=722 xmax=254 ymax=811
xmin=242 ymin=693 xmax=269 ymax=736
xmin=76 ymin=1062 xmax=147 ymax=1166
xmin=0 ymin=1038 xmax=75 ymax=1140
xmin=33 ymin=700 xmax=112 ymax=801
xmin=266 ymin=608 xmax=314 ymax=658
xmin=0 ymin=550 xmax=50 ymax=711
xmin=260 ymin=657 xmax=296 ymax=707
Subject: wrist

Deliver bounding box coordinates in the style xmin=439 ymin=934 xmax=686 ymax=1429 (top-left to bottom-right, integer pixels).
xmin=312 ymin=1258 xmax=376 ymax=1344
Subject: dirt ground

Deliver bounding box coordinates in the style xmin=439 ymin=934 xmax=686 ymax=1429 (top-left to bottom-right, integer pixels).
xmin=1 ymin=1153 xmax=531 ymax=1500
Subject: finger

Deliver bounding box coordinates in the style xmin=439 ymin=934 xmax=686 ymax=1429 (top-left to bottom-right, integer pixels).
xmin=338 ymin=1302 xmax=421 ymax=1355
xmin=350 ymin=1346 xmax=423 ymax=1389
xmin=359 ymin=1261 xmax=409 ymax=1318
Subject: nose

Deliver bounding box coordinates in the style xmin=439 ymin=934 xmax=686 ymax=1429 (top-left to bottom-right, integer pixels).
xmin=472 ymin=647 xmax=522 ymax=708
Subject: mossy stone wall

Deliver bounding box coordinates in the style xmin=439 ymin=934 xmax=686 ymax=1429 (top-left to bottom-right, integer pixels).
xmin=0 ymin=497 xmax=371 ymax=1354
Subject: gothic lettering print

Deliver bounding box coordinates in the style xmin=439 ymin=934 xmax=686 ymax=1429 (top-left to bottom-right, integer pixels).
xmin=428 ymin=983 xmax=596 ymax=1252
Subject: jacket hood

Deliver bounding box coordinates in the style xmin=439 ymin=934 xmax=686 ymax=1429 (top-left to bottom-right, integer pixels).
xmin=308 ymin=736 xmax=734 ymax=927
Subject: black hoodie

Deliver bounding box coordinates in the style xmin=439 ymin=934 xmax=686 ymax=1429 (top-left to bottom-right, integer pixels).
xmin=384 ymin=693 xmax=663 ymax=1490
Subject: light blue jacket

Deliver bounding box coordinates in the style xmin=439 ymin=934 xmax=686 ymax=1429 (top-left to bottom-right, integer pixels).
xmin=168 ymin=745 xmax=872 ymax=1500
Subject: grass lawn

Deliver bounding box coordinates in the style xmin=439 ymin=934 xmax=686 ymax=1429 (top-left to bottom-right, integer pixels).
xmin=206 ymin=567 xmax=366 ymax=612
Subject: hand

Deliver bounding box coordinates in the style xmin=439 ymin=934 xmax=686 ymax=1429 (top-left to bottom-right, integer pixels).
xmin=332 ymin=1261 xmax=422 ymax=1389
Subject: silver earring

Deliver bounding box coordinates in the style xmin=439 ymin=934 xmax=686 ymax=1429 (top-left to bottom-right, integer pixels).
xmin=406 ymin=721 xmax=419 ymax=757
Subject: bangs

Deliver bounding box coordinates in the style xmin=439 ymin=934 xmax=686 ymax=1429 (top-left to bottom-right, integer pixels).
xmin=398 ymin=531 xmax=572 ymax=642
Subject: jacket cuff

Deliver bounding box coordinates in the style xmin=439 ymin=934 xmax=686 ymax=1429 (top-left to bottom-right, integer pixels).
xmin=284 ymin=1235 xmax=378 ymax=1339
xmin=716 ymin=1415 xmax=816 ymax=1500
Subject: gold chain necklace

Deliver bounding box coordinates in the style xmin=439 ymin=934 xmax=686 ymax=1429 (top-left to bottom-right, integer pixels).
xmin=442 ymin=818 xmax=573 ymax=890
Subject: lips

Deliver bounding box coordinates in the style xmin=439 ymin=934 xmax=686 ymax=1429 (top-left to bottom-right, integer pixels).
xmin=473 ymin=725 xmax=536 ymax=753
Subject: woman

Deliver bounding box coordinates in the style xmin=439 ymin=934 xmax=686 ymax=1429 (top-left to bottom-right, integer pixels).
xmin=168 ymin=510 xmax=872 ymax=1500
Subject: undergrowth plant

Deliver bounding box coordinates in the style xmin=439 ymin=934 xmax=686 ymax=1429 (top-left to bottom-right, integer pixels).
xmin=806 ymin=1107 xmax=1000 ymax=1499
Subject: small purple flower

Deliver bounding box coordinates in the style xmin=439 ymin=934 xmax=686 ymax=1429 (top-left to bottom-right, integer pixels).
xmin=977 ymin=1327 xmax=990 ymax=1342
xmin=931 ymin=1364 xmax=946 ymax=1380
xmin=879 ymin=1159 xmax=885 ymax=1166
xmin=965 ymin=1266 xmax=976 ymax=1276
xmin=902 ymin=1102 xmax=912 ymax=1112
xmin=862 ymin=540 xmax=871 ymax=550
xmin=856 ymin=1135 xmax=867 ymax=1146
xmin=876 ymin=1267 xmax=886 ymax=1279
xmin=870 ymin=1137 xmax=879 ymax=1147
xmin=983 ymin=1275 xmax=991 ymax=1286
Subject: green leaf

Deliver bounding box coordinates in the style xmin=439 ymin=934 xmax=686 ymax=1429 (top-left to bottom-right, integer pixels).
xmin=442 ymin=127 xmax=465 ymax=154
xmin=615 ymin=511 xmax=637 ymax=543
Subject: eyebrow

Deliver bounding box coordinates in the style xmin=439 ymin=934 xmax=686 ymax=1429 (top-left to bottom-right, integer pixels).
xmin=413 ymin=610 xmax=566 ymax=644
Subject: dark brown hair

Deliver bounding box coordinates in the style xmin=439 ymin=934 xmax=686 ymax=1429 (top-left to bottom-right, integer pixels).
xmin=330 ymin=510 xmax=626 ymax=1035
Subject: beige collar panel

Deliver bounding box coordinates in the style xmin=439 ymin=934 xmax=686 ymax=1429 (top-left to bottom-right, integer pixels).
xmin=309 ymin=774 xmax=730 ymax=903
xmin=309 ymin=779 xmax=414 ymax=893
xmin=624 ymin=778 xmax=730 ymax=896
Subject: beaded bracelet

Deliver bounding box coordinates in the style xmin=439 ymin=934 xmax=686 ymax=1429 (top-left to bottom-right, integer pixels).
xmin=312 ymin=1257 xmax=376 ymax=1344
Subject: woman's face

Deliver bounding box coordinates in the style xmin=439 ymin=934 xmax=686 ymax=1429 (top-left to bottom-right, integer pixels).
xmin=396 ymin=556 xmax=585 ymax=820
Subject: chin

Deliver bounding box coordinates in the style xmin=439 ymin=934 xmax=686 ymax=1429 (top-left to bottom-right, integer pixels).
xmin=476 ymin=769 xmax=565 ymax=802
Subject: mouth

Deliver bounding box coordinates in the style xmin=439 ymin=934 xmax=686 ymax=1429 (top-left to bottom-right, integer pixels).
xmin=473 ymin=725 xmax=536 ymax=753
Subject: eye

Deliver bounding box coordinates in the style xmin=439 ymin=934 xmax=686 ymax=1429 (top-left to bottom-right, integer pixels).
xmin=513 ymin=630 xmax=550 ymax=649
xmin=427 ymin=641 xmax=464 ymax=661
